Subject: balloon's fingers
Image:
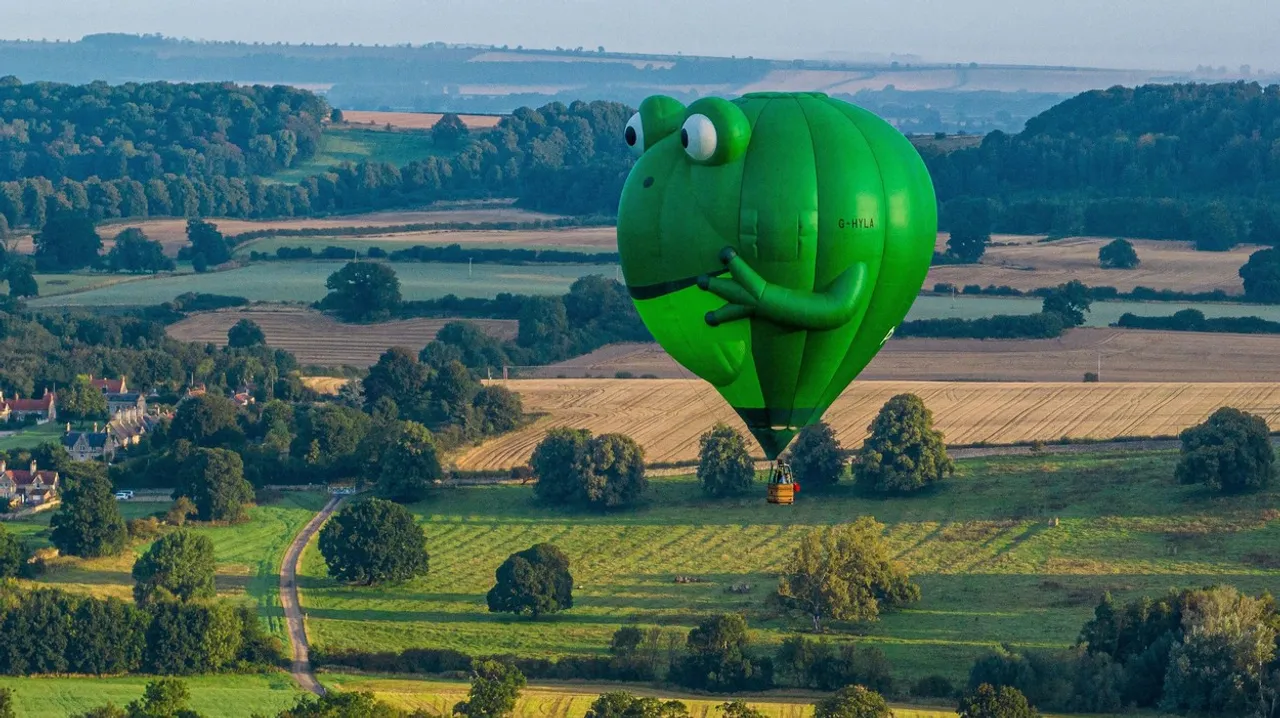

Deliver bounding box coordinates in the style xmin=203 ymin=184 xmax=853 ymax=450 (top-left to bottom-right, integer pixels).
xmin=699 ymin=275 xmax=756 ymax=306
xmin=723 ymin=254 xmax=767 ymax=297
xmin=705 ymin=303 xmax=755 ymax=327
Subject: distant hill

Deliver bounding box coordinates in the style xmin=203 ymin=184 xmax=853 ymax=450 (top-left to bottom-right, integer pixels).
xmin=2 ymin=34 xmax=1267 ymax=134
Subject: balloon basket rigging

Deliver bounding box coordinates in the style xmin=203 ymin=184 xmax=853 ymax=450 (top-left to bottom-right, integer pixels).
xmin=766 ymin=461 xmax=797 ymax=505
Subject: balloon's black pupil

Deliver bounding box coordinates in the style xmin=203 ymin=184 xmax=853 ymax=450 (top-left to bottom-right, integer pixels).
xmin=625 ymin=127 xmax=637 ymax=145
xmin=681 ymin=129 xmax=689 ymax=148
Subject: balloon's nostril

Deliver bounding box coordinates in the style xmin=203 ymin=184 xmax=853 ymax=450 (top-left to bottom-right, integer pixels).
xmin=643 ymin=177 xmax=654 ymax=188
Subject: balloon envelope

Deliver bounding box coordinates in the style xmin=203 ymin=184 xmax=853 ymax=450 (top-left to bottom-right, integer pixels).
xmin=617 ymin=92 xmax=937 ymax=459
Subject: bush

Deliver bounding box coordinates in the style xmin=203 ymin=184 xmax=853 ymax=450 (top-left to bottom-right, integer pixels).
xmin=913 ymin=674 xmax=956 ymax=699
xmin=675 ymin=614 xmax=772 ymax=692
xmin=531 ymin=428 xmax=647 ymax=510
xmin=697 ymin=423 xmax=756 ymax=498
xmin=131 ymin=529 xmax=217 ymax=605
xmin=957 ymin=684 xmax=1039 ymax=718
xmin=486 ymin=543 xmax=574 ymax=618
xmin=855 ymin=394 xmax=954 ymax=494
xmin=812 ymin=685 xmax=892 ymax=718
xmin=1175 ymin=407 xmax=1275 ymax=493
xmin=1082 ymin=372 xmax=1099 ymax=383
xmin=1098 ymin=238 xmax=1139 ymax=269
xmin=454 ymin=659 xmax=526 ymax=718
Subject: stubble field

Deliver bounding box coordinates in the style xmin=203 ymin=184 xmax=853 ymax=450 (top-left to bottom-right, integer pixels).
xmin=166 ymin=306 xmax=518 ymax=367
xmin=456 ymin=379 xmax=1280 ymax=469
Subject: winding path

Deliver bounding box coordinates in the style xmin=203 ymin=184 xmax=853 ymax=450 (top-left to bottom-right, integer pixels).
xmin=281 ymin=494 xmax=344 ymax=695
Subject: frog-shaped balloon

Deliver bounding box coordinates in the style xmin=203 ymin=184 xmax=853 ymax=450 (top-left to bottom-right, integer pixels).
xmin=617 ymin=92 xmax=936 ymax=459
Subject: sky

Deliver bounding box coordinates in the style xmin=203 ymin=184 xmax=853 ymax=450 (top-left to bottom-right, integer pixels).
xmin=2 ymin=0 xmax=1278 ymax=71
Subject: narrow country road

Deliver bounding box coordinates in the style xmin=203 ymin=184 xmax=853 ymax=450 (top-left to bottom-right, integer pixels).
xmin=281 ymin=494 xmax=343 ymax=696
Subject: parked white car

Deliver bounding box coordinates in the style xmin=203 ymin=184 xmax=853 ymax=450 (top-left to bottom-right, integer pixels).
xmin=114 ymin=492 xmax=131 ymax=501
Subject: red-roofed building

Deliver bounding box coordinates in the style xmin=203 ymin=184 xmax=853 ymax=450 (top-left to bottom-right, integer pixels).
xmin=0 ymin=460 xmax=60 ymax=506
xmin=0 ymin=389 xmax=57 ymax=425
xmin=88 ymin=375 xmax=127 ymax=394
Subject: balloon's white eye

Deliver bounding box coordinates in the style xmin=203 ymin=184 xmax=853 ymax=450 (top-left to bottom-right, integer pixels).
xmin=624 ymin=113 xmax=644 ymax=155
xmin=681 ymin=114 xmax=717 ymax=161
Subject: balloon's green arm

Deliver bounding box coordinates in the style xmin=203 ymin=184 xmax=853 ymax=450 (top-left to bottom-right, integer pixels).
xmin=696 ymin=247 xmax=867 ymax=331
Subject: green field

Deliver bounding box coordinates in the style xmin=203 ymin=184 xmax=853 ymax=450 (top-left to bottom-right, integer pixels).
xmin=272 ymin=127 xmax=449 ymax=183
xmin=0 ymin=673 xmax=304 ymax=717
xmin=0 ymin=423 xmax=63 ymax=452
xmin=235 ymin=236 xmax=618 ymax=257
xmin=298 ymin=450 xmax=1280 ymax=685
xmin=29 ymin=261 xmax=621 ymax=306
xmin=906 ymin=294 xmax=1280 ymax=325
xmin=0 ymin=272 xmax=151 ymax=299
xmin=6 ymin=492 xmax=329 ymax=642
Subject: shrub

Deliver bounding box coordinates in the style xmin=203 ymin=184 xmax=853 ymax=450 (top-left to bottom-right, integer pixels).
xmin=786 ymin=422 xmax=844 ymax=488
xmin=486 ymin=543 xmax=574 ymax=618
xmin=913 ymin=674 xmax=956 ymax=698
xmin=812 ymin=685 xmax=892 ymax=718
xmin=957 ymin=684 xmax=1038 ymax=718
xmin=1175 ymin=406 xmax=1275 ymax=493
xmin=697 ymin=423 xmax=756 ymax=498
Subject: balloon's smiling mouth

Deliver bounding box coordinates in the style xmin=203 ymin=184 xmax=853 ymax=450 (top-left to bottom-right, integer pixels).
xmin=628 ymin=269 xmax=728 ymax=300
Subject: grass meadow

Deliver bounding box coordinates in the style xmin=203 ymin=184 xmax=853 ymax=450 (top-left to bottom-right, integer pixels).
xmin=0 ymin=673 xmax=304 ymax=717
xmin=233 ymin=235 xmax=620 ymax=257
xmin=4 ymin=492 xmax=329 ymax=642
xmin=29 ymin=261 xmax=619 ymax=307
xmin=271 ymin=126 xmax=450 ymax=183
xmin=297 ymin=450 xmax=1280 ymax=685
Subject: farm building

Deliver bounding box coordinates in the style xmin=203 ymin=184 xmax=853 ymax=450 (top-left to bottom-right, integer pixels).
xmin=0 ymin=390 xmax=57 ymax=425
xmin=0 ymin=460 xmax=59 ymax=507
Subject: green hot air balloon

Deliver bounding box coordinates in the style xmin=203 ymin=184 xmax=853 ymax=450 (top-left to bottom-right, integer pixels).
xmin=616 ymin=92 xmax=937 ymax=488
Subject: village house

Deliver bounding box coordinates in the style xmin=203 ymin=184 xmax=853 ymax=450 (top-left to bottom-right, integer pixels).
xmin=0 ymin=389 xmax=57 ymax=425
xmin=107 ymin=391 xmax=147 ymax=416
xmin=0 ymin=460 xmax=60 ymax=507
xmin=88 ymin=375 xmax=127 ymax=394
xmin=62 ymin=405 xmax=160 ymax=462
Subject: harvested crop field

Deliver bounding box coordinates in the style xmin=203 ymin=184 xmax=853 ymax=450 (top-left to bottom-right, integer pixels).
xmin=928 ymin=237 xmax=1259 ymax=294
xmin=456 ymin=378 xmax=1280 ymax=468
xmin=235 ymin=226 xmax=617 ymax=255
xmin=536 ymin=329 xmax=1280 ymax=383
xmin=167 ymin=307 xmax=517 ymax=367
xmin=341 ymin=110 xmax=504 ymax=130
xmin=11 ymin=204 xmax=563 ymax=256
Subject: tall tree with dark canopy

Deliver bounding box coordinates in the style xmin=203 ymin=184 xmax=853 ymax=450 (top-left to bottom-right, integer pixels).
xmin=33 ymin=210 xmax=102 ymax=270
xmin=473 ymin=385 xmax=524 ymax=435
xmin=453 ymin=660 xmax=527 ymax=718
xmin=170 ymin=393 xmax=241 ymax=447
xmin=174 ymin=448 xmax=255 ymax=522
xmin=1175 ymin=407 xmax=1275 ymax=493
xmin=1097 ymin=238 xmax=1139 ymax=269
xmin=226 ymin=318 xmax=266 ymax=348
xmin=1192 ymin=201 xmax=1239 ymax=252
xmin=105 ymin=228 xmax=175 ymax=273
xmin=131 ymin=529 xmax=217 ymax=604
xmin=322 ymin=261 xmax=402 ymax=321
xmin=185 ymin=218 xmax=231 ymax=269
xmin=776 ymin=519 xmax=920 ymax=631
xmin=0 ymin=524 xmax=30 ymax=578
xmin=812 ymin=686 xmax=893 ymax=718
xmin=530 ymin=429 xmax=648 ymax=509
xmin=486 ymin=543 xmax=574 ymax=618
xmin=531 ymin=427 xmax=593 ymax=505
xmin=1040 ymin=280 xmax=1091 ymax=327
xmin=787 ymin=422 xmax=845 ymax=488
xmin=1240 ymin=248 xmax=1280 ymax=303
xmin=586 ymin=692 xmax=689 ymax=718
xmin=432 ymin=113 xmax=471 ymax=149
xmin=957 ymin=684 xmax=1038 ymax=718
xmin=945 ymin=197 xmax=993 ymax=262
xmin=363 ymin=346 xmax=431 ymax=417
xmin=855 ymin=393 xmax=953 ymax=494
xmin=378 ymin=420 xmax=443 ymax=503
xmin=585 ymin=433 xmax=648 ymax=509
xmin=5 ymin=256 xmax=37 ymax=298
xmin=319 ymin=498 xmax=430 ymax=585
xmin=50 ymin=464 xmax=127 ymax=558
xmin=59 ymin=375 xmax=108 ymax=420
xmin=697 ymin=423 xmax=757 ymax=498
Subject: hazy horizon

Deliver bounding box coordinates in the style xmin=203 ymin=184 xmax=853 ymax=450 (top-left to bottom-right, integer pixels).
xmin=2 ymin=0 xmax=1278 ymax=71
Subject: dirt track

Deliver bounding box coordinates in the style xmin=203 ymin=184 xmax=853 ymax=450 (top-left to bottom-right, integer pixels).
xmin=281 ymin=495 xmax=343 ymax=695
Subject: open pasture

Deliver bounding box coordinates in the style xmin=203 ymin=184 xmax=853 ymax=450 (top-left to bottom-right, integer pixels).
xmin=271 ymin=126 xmax=451 ymax=182
xmin=6 ymin=492 xmax=328 ymax=641
xmin=929 ymin=236 xmax=1259 ymax=294
xmin=300 ymin=450 xmax=1280 ymax=685
xmin=0 ymin=673 xmax=304 ymax=717
xmin=542 ymin=328 xmax=1280 ymax=383
xmin=167 ymin=306 xmax=517 ymax=367
xmin=30 ymin=261 xmax=616 ymax=307
xmin=457 ymin=379 xmax=1280 ymax=469
xmin=341 ymin=110 xmax=505 ymax=130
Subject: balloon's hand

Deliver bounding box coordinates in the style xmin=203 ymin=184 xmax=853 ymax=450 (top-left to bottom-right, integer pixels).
xmin=698 ymin=247 xmax=868 ymax=331
xmin=697 ymin=247 xmax=764 ymax=326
